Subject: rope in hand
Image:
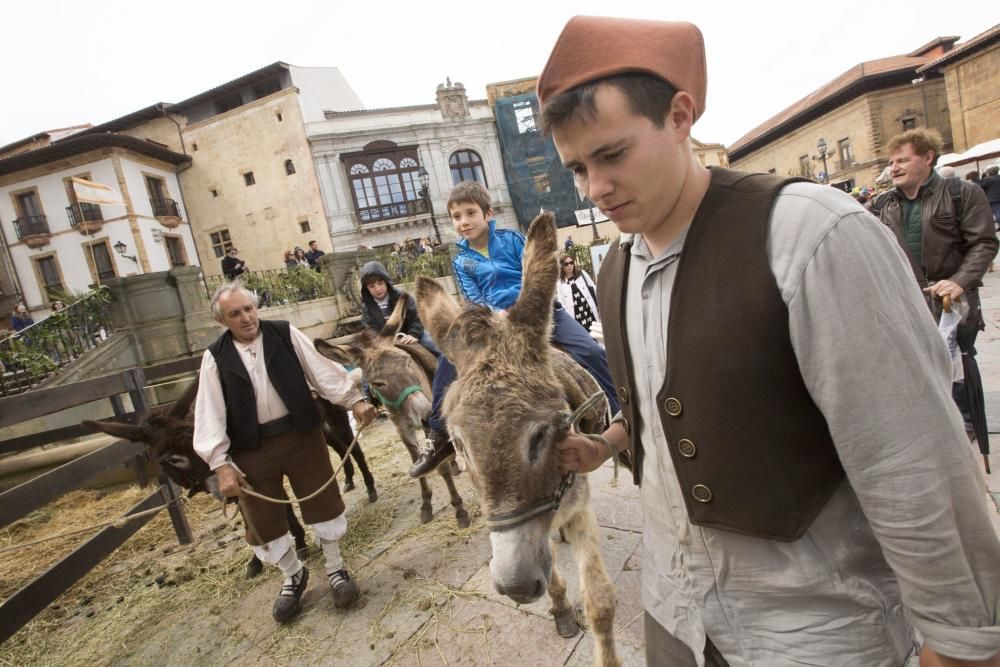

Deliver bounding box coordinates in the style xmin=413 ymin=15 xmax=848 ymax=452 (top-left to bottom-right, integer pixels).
xmin=555 ymin=390 xmax=621 ymax=480
xmin=0 ymin=486 xmax=187 ymax=556
xmin=221 ymin=422 xmax=371 ymax=521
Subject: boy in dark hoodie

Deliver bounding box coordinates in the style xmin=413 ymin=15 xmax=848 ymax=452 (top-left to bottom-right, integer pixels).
xmin=359 ymin=260 xmax=440 ymax=355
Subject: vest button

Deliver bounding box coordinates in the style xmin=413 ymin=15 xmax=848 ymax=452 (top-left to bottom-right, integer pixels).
xmin=620 ymin=418 xmax=631 ymax=434
xmin=664 ymin=397 xmax=682 ymax=416
xmin=677 ymin=438 xmax=696 ymax=458
xmin=617 ymin=386 xmax=630 ymax=404
xmin=692 ymin=484 xmax=713 ymax=503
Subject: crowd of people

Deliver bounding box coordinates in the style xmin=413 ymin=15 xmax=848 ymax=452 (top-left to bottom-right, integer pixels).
xmin=389 ymin=236 xmax=440 ymax=258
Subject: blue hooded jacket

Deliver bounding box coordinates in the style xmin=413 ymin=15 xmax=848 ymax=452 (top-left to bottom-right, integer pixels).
xmin=452 ymin=219 xmax=526 ymax=310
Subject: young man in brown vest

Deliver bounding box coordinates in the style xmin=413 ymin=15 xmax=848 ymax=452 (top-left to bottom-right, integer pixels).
xmin=544 ymin=16 xmax=1000 ymax=667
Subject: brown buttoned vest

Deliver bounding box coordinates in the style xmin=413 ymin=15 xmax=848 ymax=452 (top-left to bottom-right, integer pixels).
xmin=597 ymin=168 xmax=844 ymax=541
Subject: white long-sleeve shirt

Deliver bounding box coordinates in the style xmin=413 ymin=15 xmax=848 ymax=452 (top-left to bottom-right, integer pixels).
xmin=193 ymin=324 xmax=363 ymax=470
xmin=627 ymin=183 xmax=1000 ymax=665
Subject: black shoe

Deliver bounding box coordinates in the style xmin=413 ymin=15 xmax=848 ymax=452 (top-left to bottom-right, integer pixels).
xmin=328 ymin=568 xmax=360 ymax=608
xmin=272 ymin=566 xmax=309 ymax=623
xmin=408 ymin=440 xmax=456 ymax=478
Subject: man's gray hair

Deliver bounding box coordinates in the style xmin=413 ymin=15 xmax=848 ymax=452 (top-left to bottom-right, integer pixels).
xmin=210 ymin=282 xmax=258 ymax=323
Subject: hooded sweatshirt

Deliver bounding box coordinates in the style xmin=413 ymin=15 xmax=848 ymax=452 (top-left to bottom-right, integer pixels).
xmin=359 ymin=261 xmax=424 ymax=338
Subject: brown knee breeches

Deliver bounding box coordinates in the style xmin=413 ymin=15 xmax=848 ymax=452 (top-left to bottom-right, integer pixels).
xmin=232 ymin=425 xmax=345 ymax=545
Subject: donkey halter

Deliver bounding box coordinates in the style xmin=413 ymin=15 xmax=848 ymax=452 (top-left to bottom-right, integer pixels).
xmin=485 ymin=391 xmax=608 ymax=532
xmin=371 ymin=384 xmax=423 ymax=412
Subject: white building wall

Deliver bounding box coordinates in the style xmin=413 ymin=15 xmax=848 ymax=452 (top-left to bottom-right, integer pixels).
xmin=288 ymin=66 xmax=365 ymax=123
xmin=0 ymin=154 xmax=197 ymax=310
xmin=306 ymin=101 xmax=516 ymax=252
xmin=119 ymin=160 xmax=188 ymax=221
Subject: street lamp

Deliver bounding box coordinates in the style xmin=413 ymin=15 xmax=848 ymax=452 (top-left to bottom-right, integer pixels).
xmin=113 ymin=240 xmax=137 ymax=264
xmin=417 ymin=166 xmax=442 ymax=245
xmin=813 ymin=137 xmax=833 ymax=184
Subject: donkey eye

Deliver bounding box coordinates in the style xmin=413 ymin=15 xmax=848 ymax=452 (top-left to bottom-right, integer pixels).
xmin=527 ymin=425 xmax=549 ymax=464
xmin=165 ymin=454 xmax=190 ymax=469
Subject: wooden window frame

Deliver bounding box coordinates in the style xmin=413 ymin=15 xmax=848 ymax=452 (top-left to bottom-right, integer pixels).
xmin=449 ymin=150 xmax=487 ymax=186
xmin=81 ymin=238 xmax=119 ymax=283
xmin=142 ymin=172 xmax=170 ymax=200
xmin=342 ymin=145 xmax=423 ymax=224
xmin=209 ymin=229 xmax=233 ymax=258
xmin=31 ymin=252 xmax=67 ymax=302
xmin=838 ymin=138 xmax=854 ymax=170
xmin=163 ymin=234 xmax=188 ymax=267
xmin=10 ymin=186 xmax=45 ymax=219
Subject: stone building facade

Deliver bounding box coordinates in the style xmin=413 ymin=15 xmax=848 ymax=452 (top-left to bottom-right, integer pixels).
xmin=71 ymin=63 xmax=364 ymax=276
xmin=918 ymin=24 xmax=1000 ymax=154
xmin=729 ymin=37 xmax=959 ymax=190
xmin=307 ymin=79 xmax=516 ymax=251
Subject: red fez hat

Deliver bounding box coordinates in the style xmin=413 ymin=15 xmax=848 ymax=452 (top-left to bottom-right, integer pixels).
xmin=537 ymin=16 xmax=707 ymax=121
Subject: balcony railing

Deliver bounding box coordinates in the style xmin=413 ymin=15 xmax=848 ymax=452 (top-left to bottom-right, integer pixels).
xmin=150 ymin=197 xmax=180 ymax=218
xmin=67 ymin=203 xmax=104 ymax=226
xmin=13 ymin=215 xmax=50 ymax=240
xmin=357 ymin=198 xmax=428 ymax=224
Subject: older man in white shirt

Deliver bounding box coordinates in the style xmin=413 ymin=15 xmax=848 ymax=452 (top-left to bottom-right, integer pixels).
xmin=194 ymin=283 xmax=375 ymax=623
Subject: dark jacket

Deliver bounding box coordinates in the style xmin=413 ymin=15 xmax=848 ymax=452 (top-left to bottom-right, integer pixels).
xmin=304 ymin=248 xmax=326 ymax=268
xmin=207 ymin=320 xmax=320 ymax=452
xmin=981 ymin=174 xmax=1000 ymax=204
xmin=11 ymin=312 xmax=34 ymax=333
xmin=221 ymin=255 xmax=247 ymax=279
xmin=874 ymin=172 xmax=997 ymax=290
xmin=359 ymin=261 xmax=424 ymax=337
xmin=597 ymin=168 xmax=843 ymax=541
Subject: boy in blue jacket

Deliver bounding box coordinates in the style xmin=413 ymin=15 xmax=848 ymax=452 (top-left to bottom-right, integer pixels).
xmin=409 ymin=181 xmax=620 ymax=477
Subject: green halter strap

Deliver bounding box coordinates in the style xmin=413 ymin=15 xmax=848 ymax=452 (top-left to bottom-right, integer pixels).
xmin=372 ymin=384 xmax=423 ymax=412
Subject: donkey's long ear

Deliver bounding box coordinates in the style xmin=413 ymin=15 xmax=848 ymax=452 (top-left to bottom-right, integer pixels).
xmin=380 ymin=291 xmax=409 ymax=339
xmin=168 ymin=376 xmax=200 ymax=419
xmin=314 ymin=339 xmax=364 ymax=367
xmin=415 ymin=276 xmax=463 ymax=354
xmin=82 ymin=419 xmax=150 ymax=444
xmin=508 ymin=211 xmax=558 ymax=342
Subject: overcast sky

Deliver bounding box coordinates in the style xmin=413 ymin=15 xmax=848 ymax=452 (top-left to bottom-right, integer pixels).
xmin=1 ymin=1 xmax=992 ymax=149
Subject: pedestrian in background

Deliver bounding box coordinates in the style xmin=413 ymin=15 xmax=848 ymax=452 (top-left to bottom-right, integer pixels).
xmin=222 ymin=247 xmax=248 ymax=279
xmin=557 ymin=253 xmax=599 ymax=331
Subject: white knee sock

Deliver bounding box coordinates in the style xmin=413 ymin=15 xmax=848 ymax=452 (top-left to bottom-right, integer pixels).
xmin=252 ymin=532 xmax=293 ymax=566
xmin=321 ymin=538 xmax=344 ymax=574
xmin=276 ymin=547 xmax=304 ymax=581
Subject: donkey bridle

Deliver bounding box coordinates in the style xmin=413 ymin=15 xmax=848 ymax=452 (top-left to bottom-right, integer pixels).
xmin=372 ymin=384 xmax=423 ymax=412
xmin=484 ymin=391 xmax=608 ymax=533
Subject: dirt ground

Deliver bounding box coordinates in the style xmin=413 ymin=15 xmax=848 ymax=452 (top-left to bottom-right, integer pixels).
xmin=0 ymin=418 xmax=645 ymax=667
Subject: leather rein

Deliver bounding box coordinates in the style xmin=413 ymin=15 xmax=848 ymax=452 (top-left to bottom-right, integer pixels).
xmin=485 ymin=391 xmax=609 ymax=532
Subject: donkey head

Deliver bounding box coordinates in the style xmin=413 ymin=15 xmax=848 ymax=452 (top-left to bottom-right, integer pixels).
xmin=82 ymin=378 xmax=222 ymax=499
xmin=315 ymin=293 xmax=433 ymax=426
xmin=416 ymin=211 xmax=570 ymax=603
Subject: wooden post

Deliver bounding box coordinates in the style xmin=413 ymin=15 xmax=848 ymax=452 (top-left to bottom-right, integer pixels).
xmin=122 ymin=367 xmax=191 ymax=545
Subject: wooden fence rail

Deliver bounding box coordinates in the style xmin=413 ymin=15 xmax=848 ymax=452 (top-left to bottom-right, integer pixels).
xmin=0 ymin=356 xmax=201 ymax=644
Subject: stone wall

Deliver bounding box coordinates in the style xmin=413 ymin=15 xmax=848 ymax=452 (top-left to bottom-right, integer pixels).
xmin=731 ymin=80 xmax=952 ymax=188
xmin=943 ymin=43 xmax=1000 ymax=153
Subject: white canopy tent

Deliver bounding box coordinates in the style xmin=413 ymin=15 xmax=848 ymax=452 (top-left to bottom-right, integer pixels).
xmin=938 ymin=138 xmax=1000 ymax=172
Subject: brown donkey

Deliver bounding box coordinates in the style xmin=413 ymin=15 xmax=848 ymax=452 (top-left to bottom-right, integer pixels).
xmin=415 ymin=212 xmax=619 ymax=666
xmin=314 ymin=297 xmax=470 ymax=529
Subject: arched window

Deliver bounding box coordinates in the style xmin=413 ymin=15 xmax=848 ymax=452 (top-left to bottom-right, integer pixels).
xmin=284 ymin=159 xmax=296 ymax=175
xmin=343 ymin=145 xmax=423 ymax=223
xmin=449 ymin=150 xmax=486 ymax=185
